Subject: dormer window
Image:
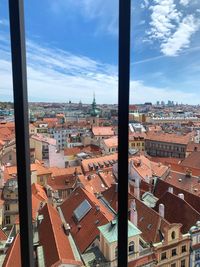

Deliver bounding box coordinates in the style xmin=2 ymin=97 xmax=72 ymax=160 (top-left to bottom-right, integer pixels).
xmin=171 ymin=231 xmax=176 ymax=240
xmin=128 ymin=241 xmax=135 ymax=254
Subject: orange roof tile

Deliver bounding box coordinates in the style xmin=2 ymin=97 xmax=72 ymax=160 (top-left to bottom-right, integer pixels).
xmin=60 ymin=187 xmax=114 ymax=253
xmin=146 ymin=132 xmax=192 ymax=145
xmin=38 ymin=204 xmax=82 ymax=267
xmin=3 ymin=234 xmax=21 ymax=267
xmin=92 ymin=126 xmax=114 ymax=136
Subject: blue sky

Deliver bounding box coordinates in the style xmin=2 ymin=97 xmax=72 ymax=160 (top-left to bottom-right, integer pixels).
xmin=0 ymin=0 xmax=200 ymax=104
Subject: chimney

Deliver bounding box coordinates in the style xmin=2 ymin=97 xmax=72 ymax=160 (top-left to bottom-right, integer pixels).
xmin=185 ymin=168 xmax=192 ymax=177
xmin=130 ymin=200 xmax=138 ymax=227
xmin=63 ymin=223 xmax=71 ymax=236
xmin=168 ymin=187 xmax=173 ymax=194
xmin=159 ymin=203 xmax=165 ymax=218
xmin=178 ymin=193 xmax=184 ymax=200
xmin=134 ymin=176 xmax=140 ymax=199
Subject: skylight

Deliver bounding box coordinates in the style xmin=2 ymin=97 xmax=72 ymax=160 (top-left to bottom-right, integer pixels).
xmin=74 ymin=199 xmax=92 ymax=222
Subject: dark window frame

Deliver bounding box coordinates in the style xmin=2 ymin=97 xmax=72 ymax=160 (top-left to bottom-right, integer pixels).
xmin=8 ymin=0 xmax=131 ymax=266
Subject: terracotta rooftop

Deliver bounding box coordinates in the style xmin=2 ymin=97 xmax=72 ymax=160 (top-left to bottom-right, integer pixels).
xmin=81 ymin=154 xmax=117 ymax=174
xmin=60 ymin=186 xmax=114 ymax=253
xmin=102 ymin=184 xmax=175 ymax=244
xmin=103 ymin=136 xmax=118 ymax=148
xmin=32 ymin=183 xmax=48 ymax=202
xmin=92 ymin=126 xmax=114 ymax=136
xmin=38 ymin=204 xmax=82 ymax=267
xmin=154 ymin=178 xmax=200 ymax=214
xmin=180 ymin=151 xmax=200 ymax=169
xmin=155 ymin=191 xmax=200 ymax=234
xmin=164 ymin=170 xmax=200 ymax=197
xmin=146 ymin=132 xmax=192 ymax=145
xmin=47 ymin=174 xmax=77 ymax=191
xmin=49 ymin=166 xmax=82 ymax=177
xmin=3 ymin=234 xmax=21 ymax=267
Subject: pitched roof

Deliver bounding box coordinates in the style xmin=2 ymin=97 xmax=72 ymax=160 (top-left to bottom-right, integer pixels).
xmin=3 ymin=234 xmax=21 ymax=267
xmin=154 ymin=178 xmax=200 ymax=214
xmin=60 ymin=187 xmax=114 ymax=253
xmin=155 ymin=191 xmax=200 ymax=234
xmin=38 ymin=204 xmax=82 ymax=267
xmin=32 ymin=183 xmax=48 ymax=202
xmin=102 ymin=184 xmax=175 ymax=244
xmin=92 ymin=126 xmax=114 ymax=136
xmin=103 ymin=136 xmax=118 ymax=148
xmin=180 ymin=151 xmax=200 ymax=169
xmin=146 ymin=132 xmax=191 ymax=145
xmin=81 ymin=154 xmax=117 ymax=174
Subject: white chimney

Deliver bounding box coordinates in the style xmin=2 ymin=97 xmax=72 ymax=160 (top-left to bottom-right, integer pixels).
xmin=130 ymin=200 xmax=138 ymax=227
xmin=168 ymin=187 xmax=173 ymax=194
xmin=159 ymin=203 xmax=165 ymax=218
xmin=178 ymin=193 xmax=184 ymax=200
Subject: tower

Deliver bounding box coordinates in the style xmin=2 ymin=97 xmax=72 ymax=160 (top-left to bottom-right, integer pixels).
xmin=90 ymin=93 xmax=100 ymax=127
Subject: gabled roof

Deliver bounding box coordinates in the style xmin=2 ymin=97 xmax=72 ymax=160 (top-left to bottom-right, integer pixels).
xmin=60 ymin=187 xmax=114 ymax=253
xmin=155 ymin=191 xmax=200 ymax=234
xmin=92 ymin=126 xmax=114 ymax=136
xmin=154 ymin=178 xmax=200 ymax=214
xmin=102 ymin=184 xmax=174 ymax=244
xmin=38 ymin=204 xmax=82 ymax=267
xmin=3 ymin=234 xmax=21 ymax=267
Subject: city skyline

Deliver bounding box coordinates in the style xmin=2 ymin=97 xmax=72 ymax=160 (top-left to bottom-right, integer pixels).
xmin=0 ymin=0 xmax=200 ymax=104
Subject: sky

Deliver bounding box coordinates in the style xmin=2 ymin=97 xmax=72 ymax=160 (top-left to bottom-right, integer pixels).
xmin=0 ymin=0 xmax=200 ymax=104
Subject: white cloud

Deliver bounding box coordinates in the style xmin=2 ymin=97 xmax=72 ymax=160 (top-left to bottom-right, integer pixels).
xmin=180 ymin=0 xmax=191 ymax=6
xmin=161 ymin=15 xmax=200 ymax=56
xmin=148 ymin=0 xmax=181 ymax=41
xmin=0 ymin=35 xmax=198 ymax=104
xmin=148 ymin=0 xmax=200 ymax=56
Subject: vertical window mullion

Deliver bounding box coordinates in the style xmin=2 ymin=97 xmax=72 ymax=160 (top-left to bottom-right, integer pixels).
xmin=118 ymin=0 xmax=131 ymax=267
xmin=8 ymin=0 xmax=34 ymax=266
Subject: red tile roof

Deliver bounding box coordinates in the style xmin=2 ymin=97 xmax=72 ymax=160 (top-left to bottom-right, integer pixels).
xmin=155 ymin=191 xmax=200 ymax=233
xmin=180 ymin=151 xmax=200 ymax=169
xmin=102 ymin=184 xmax=174 ymax=244
xmin=3 ymin=234 xmax=21 ymax=267
xmin=92 ymin=126 xmax=114 ymax=136
xmin=60 ymin=187 xmax=114 ymax=253
xmin=38 ymin=204 xmax=82 ymax=267
xmin=32 ymin=183 xmax=48 ymax=202
xmin=0 ymin=229 xmax=7 ymax=241
xmin=146 ymin=132 xmax=192 ymax=145
xmin=154 ymin=178 xmax=200 ymax=214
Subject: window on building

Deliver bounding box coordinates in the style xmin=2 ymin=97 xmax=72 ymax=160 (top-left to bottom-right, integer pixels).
xmin=195 ymin=250 xmax=200 ymax=261
xmin=128 ymin=241 xmax=135 ymax=254
xmin=5 ymin=204 xmax=10 ymax=211
xmin=181 ymin=245 xmax=186 ymax=253
xmin=172 ymin=248 xmax=177 ymax=257
xmin=115 ymin=246 xmax=118 ymax=259
xmin=171 ymin=231 xmax=176 ymax=240
xmin=181 ymin=260 xmax=185 ymax=267
xmin=171 ymin=264 xmax=176 ymax=267
xmin=9 ymin=154 xmax=12 ymax=161
xmin=5 ymin=216 xmax=11 ymax=225
xmin=161 ymin=252 xmax=167 ymax=260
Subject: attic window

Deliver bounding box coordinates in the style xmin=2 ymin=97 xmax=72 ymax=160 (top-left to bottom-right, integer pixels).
xmin=147 ymin=224 xmax=152 ymax=230
xmin=139 ymin=217 xmax=144 ymax=222
xmin=171 ymin=231 xmax=176 ymax=240
xmin=73 ymin=199 xmax=92 ymax=222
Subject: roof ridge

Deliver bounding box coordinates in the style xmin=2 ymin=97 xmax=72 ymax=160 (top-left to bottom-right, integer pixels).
xmin=46 ymin=204 xmax=61 ymax=262
xmin=3 ymin=233 xmax=19 ymax=267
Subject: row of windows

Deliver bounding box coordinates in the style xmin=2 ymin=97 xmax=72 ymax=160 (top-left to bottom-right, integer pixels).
xmin=161 ymin=245 xmax=187 ymax=260
xmin=131 ymin=143 xmax=144 ymax=147
xmin=171 ymin=260 xmax=186 ymax=267
xmin=146 ymin=142 xmax=185 ymax=152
